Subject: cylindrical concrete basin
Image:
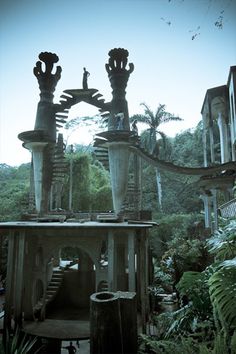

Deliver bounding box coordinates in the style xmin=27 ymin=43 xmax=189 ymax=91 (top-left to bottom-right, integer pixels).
xmin=90 ymin=292 xmax=123 ymax=354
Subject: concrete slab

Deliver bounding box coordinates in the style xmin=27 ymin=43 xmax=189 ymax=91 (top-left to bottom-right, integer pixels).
xmin=23 ymin=319 xmax=89 ymax=340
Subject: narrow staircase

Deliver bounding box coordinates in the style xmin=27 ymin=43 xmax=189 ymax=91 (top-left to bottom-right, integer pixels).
xmin=33 ymin=269 xmax=64 ymax=319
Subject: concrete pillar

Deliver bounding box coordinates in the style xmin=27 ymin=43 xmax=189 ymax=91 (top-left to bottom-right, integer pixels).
xmin=118 ymin=291 xmax=138 ymax=354
xmin=128 ymin=231 xmax=136 ymax=292
xmin=202 ymin=127 xmax=208 ymax=167
xmin=4 ymin=231 xmax=16 ymax=335
xmin=14 ymin=231 xmax=25 ymax=325
xmin=217 ymin=112 xmax=230 ymax=163
xmin=25 ymin=141 xmax=48 ymax=214
xmin=211 ymin=189 xmax=218 ymax=231
xmin=137 ymin=232 xmax=149 ymax=333
xmin=229 ymin=84 xmax=236 ymax=160
xmin=90 ymin=292 xmax=123 ymax=354
xmin=117 ymin=243 xmax=126 ymax=290
xmin=209 ymin=126 xmax=215 ymax=164
xmin=201 ymin=194 xmax=212 ymax=229
xmin=133 ymin=154 xmax=142 ymax=213
xmin=78 ymin=250 xmax=94 ymax=271
xmin=90 ymin=291 xmax=138 ymax=354
xmin=108 ymin=231 xmax=117 ymax=291
xmin=108 ymin=142 xmax=130 ymax=215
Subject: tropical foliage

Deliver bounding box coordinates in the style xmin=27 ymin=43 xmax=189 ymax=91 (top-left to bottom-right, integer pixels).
xmin=0 ymin=163 xmax=30 ymax=221
xmin=131 ymin=103 xmax=182 ymax=211
xmin=0 ymin=113 xmax=235 ymax=353
xmin=140 ymin=219 xmax=236 ymax=353
xmin=0 ymin=121 xmax=211 ymax=220
xmin=62 ymin=150 xmax=112 ymax=212
xmin=140 ymin=123 xmax=205 ymax=214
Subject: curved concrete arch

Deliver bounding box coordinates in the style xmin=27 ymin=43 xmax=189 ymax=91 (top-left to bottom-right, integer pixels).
xmin=43 ymin=239 xmax=101 ymax=271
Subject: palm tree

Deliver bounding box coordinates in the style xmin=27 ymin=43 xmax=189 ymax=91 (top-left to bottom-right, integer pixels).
xmin=131 ymin=103 xmax=182 ymax=211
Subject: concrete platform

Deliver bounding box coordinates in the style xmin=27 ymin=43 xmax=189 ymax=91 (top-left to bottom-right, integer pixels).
xmin=23 ymin=319 xmax=90 ymax=340
xmin=23 ymin=306 xmax=90 ymax=340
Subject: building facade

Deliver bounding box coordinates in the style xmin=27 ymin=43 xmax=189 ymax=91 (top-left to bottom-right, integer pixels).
xmin=201 ymin=66 xmax=236 ymax=230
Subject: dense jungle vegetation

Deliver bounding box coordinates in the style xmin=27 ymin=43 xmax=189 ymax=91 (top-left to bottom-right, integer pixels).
xmin=0 ymin=122 xmax=208 ymax=221
xmin=0 ymin=121 xmax=235 ymax=353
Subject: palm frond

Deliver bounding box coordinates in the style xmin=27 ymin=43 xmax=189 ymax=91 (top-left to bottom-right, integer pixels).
xmin=208 ymin=258 xmax=236 ymax=332
xmin=130 ymin=114 xmax=148 ymax=124
xmin=140 ymin=102 xmax=155 ymax=120
xmin=159 ymin=113 xmax=183 ymax=125
xmin=155 ymin=104 xmax=166 ymax=118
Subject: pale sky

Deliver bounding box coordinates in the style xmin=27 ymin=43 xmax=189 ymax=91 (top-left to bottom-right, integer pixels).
xmin=0 ymin=0 xmax=235 ymax=166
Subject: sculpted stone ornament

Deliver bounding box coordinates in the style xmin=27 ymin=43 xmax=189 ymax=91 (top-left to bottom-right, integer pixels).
xmin=18 ymin=52 xmax=62 ymax=215
xmin=82 ymin=67 xmax=90 ymax=90
xmin=105 ymin=48 xmax=134 ymax=131
xmin=34 ymin=52 xmax=62 ymax=100
xmin=33 ymin=52 xmax=62 ymax=141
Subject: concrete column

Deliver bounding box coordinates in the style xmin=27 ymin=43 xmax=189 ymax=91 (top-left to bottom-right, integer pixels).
xmin=217 ymin=112 xmax=230 ymax=163
xmin=108 ymin=142 xmax=130 ymax=215
xmin=14 ymin=231 xmax=25 ymax=325
xmin=25 ymin=142 xmax=48 ymax=214
xmin=128 ymin=231 xmax=136 ymax=292
xmin=211 ymin=189 xmax=218 ymax=231
xmin=202 ymin=127 xmax=208 ymax=167
xmin=137 ymin=231 xmax=149 ymax=333
xmin=209 ymin=126 xmax=215 ymax=164
xmin=133 ymin=154 xmax=142 ymax=213
xmin=78 ymin=250 xmax=94 ymax=271
xmin=229 ymin=91 xmax=236 ymax=160
xmin=4 ymin=231 xmax=16 ymax=334
xmin=201 ymin=194 xmax=212 ymax=229
xmin=116 ymin=243 xmax=126 ymax=290
xmin=108 ymin=231 xmax=117 ymax=291
xmin=90 ymin=292 xmax=123 ymax=354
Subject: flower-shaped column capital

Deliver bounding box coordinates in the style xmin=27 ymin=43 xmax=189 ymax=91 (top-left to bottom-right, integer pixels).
xmin=105 ymin=48 xmax=134 ymax=131
xmin=34 ymin=52 xmax=62 ymax=102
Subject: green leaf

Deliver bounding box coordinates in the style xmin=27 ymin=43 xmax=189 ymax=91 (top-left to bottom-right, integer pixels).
xmin=176 ymin=271 xmax=212 ymax=314
xmin=209 ymin=258 xmax=236 ymax=332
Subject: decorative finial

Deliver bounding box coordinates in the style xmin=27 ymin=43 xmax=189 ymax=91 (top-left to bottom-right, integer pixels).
xmin=105 ymin=48 xmax=134 ymax=75
xmin=105 ymin=48 xmax=134 ymax=131
xmin=34 ymin=52 xmax=62 ymax=100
